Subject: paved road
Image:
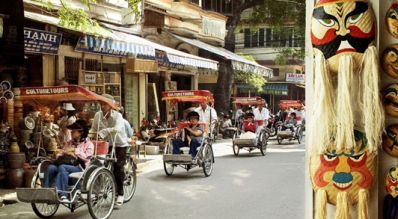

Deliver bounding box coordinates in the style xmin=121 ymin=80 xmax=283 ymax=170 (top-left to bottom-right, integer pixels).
xmin=0 ymin=138 xmax=305 ymax=219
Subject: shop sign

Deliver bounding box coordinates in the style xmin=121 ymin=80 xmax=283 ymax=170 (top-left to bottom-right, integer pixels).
xmin=84 ymin=74 xmax=96 ymax=84
xmin=155 ymin=49 xmax=184 ymax=69
xmin=22 ymin=87 xmax=69 ymax=95
xmin=286 ymin=73 xmax=305 ymax=83
xmin=24 ymin=27 xmax=62 ymax=54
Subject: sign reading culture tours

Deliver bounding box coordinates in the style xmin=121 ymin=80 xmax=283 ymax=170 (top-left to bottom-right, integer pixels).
xmin=24 ymin=27 xmax=62 ymax=54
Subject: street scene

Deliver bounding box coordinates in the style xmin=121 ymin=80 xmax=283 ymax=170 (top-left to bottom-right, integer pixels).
xmin=0 ymin=138 xmax=305 ymax=219
xmin=0 ymin=0 xmax=307 ymax=219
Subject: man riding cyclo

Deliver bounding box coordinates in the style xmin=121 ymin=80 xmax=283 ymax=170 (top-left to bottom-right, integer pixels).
xmin=172 ymin=111 xmax=204 ymax=162
xmin=252 ymin=102 xmax=270 ymax=135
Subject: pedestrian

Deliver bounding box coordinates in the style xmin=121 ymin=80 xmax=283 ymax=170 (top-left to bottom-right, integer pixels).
xmin=57 ymin=103 xmax=77 ymax=145
xmin=89 ymin=94 xmax=129 ymax=207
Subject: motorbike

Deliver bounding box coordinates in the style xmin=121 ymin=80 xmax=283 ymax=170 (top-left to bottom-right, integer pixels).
xmin=267 ymin=115 xmax=283 ymax=137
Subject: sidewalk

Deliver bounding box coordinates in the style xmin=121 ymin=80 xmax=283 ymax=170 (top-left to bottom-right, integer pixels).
xmin=0 ymin=138 xmax=233 ymax=207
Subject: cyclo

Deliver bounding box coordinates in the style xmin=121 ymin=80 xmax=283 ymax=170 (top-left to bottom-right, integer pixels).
xmin=14 ymin=85 xmax=136 ymax=219
xmin=276 ymin=100 xmax=304 ymax=144
xmin=162 ymin=90 xmax=215 ymax=177
xmin=231 ymin=97 xmax=268 ymax=156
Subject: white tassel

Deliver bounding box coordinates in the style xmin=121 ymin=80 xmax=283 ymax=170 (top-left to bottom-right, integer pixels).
xmin=309 ymin=52 xmax=336 ymax=153
xmin=361 ymin=46 xmax=384 ymax=152
xmin=336 ymin=55 xmax=355 ymax=151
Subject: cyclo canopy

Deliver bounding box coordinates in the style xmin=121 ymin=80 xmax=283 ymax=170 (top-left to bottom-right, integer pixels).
xmin=14 ymin=85 xmax=118 ymax=109
xmin=232 ymin=96 xmax=266 ymax=106
xmin=162 ymin=90 xmax=213 ymax=134
xmin=162 ymin=90 xmax=214 ymax=105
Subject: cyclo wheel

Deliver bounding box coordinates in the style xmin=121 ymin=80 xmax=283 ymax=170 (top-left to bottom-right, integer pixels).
xmin=260 ymin=131 xmax=268 ymax=156
xmin=87 ymin=168 xmax=117 ymax=219
xmin=202 ymin=144 xmax=214 ymax=177
xmin=163 ymin=138 xmax=174 ymax=176
xmin=297 ymin=126 xmax=304 ymax=144
xmin=31 ymin=165 xmax=59 ymax=219
xmin=163 ymin=161 xmax=174 ymax=176
xmin=232 ymin=133 xmax=239 ymax=156
xmin=123 ymin=157 xmax=137 ymax=203
xmin=277 ymin=136 xmax=283 ymax=144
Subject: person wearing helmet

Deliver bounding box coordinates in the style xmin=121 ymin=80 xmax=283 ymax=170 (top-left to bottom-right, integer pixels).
xmin=172 ymin=111 xmax=204 ymax=159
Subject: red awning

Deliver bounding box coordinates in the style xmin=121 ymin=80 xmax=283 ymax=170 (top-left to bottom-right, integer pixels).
xmin=162 ymin=90 xmax=214 ymax=103
xmin=278 ymin=100 xmax=303 ymax=110
xmin=232 ymin=96 xmax=265 ymax=105
xmin=15 ymin=85 xmax=117 ymax=109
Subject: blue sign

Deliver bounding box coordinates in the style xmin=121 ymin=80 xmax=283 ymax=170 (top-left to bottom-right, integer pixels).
xmin=24 ymin=27 xmax=62 ymax=54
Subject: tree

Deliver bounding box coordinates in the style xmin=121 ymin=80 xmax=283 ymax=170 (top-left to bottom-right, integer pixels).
xmin=214 ymin=0 xmax=305 ymax=114
xmin=39 ymin=0 xmax=141 ymax=33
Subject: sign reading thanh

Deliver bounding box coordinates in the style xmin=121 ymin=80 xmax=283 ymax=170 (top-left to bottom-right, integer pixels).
xmin=24 ymin=27 xmax=62 ymax=54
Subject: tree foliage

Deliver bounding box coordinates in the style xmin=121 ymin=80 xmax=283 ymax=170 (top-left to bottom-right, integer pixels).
xmin=38 ymin=0 xmax=141 ymax=33
xmin=235 ymin=53 xmax=266 ymax=93
xmin=215 ymin=0 xmax=305 ymax=113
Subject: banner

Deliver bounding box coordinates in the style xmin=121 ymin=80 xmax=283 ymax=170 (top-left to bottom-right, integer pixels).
xmin=24 ymin=27 xmax=62 ymax=54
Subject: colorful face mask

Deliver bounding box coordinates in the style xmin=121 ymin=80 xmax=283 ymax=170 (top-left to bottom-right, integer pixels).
xmin=386 ymin=167 xmax=398 ymax=198
xmin=311 ymin=0 xmax=375 ymax=73
xmin=387 ymin=3 xmax=398 ymax=38
xmin=382 ymin=45 xmax=398 ymax=79
xmin=382 ymin=124 xmax=398 ymax=157
xmin=310 ymin=130 xmax=375 ymax=204
xmin=383 ymin=84 xmax=398 ymax=117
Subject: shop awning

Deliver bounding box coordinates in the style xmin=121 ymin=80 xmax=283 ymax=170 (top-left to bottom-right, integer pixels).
xmin=111 ymin=30 xmax=218 ymax=70
xmin=263 ymin=84 xmax=288 ymax=96
xmin=170 ymin=33 xmax=273 ymax=78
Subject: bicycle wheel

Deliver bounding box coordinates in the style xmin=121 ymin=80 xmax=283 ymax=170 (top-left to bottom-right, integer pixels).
xmin=87 ymin=168 xmax=116 ymax=219
xmin=202 ymin=144 xmax=214 ymax=177
xmin=123 ymin=158 xmax=137 ymax=203
xmin=31 ymin=171 xmax=59 ymax=219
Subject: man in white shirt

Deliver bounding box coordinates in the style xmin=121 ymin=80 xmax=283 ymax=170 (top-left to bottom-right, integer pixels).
xmin=89 ymin=94 xmax=128 ymax=207
xmin=195 ymin=102 xmax=217 ymax=135
xmin=253 ymin=103 xmax=270 ymax=134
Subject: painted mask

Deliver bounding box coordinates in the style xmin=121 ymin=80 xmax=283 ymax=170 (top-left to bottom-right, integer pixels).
xmin=387 ymin=3 xmax=398 ymax=38
xmin=382 ymin=124 xmax=398 ymax=157
xmin=311 ymin=0 xmax=376 ymax=73
xmin=383 ymin=84 xmax=398 ymax=117
xmin=386 ymin=167 xmax=398 ymax=198
xmin=382 ymin=45 xmax=398 ymax=79
xmin=310 ymin=130 xmax=375 ymax=205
